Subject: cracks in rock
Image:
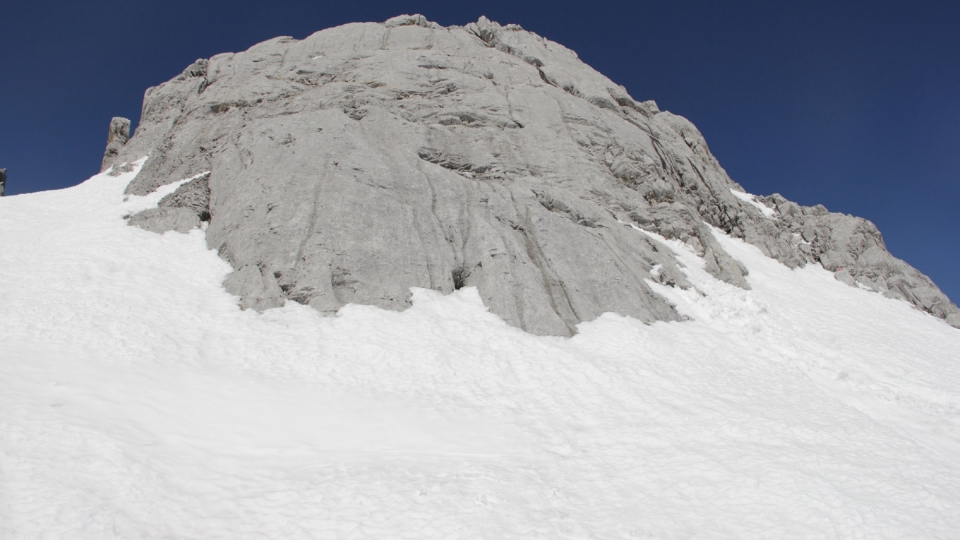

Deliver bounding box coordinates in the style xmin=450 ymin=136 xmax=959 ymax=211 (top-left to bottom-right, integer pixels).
xmin=290 ymin=70 xmax=337 ymax=86
xmin=380 ymin=27 xmax=392 ymax=51
xmin=534 ymin=191 xmax=598 ymax=228
xmin=420 ymin=109 xmax=522 ymax=129
xmin=649 ymin=137 xmax=675 ymax=177
xmin=330 ymin=266 xmax=359 ymax=303
xmin=409 ymin=160 xmax=449 ymax=291
xmin=209 ymin=100 xmax=251 ymax=114
xmin=598 ymin=228 xmax=661 ymax=294
xmin=417 ymin=60 xmax=449 ymax=70
xmin=538 ymin=69 xmax=558 ymax=88
xmin=417 ymin=147 xmax=501 ymax=180
xmin=519 ymin=206 xmax=579 ymax=335
xmin=281 ymin=159 xmax=329 ymax=305
xmin=342 ymin=101 xmax=369 ymax=121
xmin=208 ymin=86 xmax=304 ymax=116
xmin=466 ymin=17 xmax=544 ymax=69
xmin=451 ymin=266 xmax=469 ymax=290
xmin=176 ymin=59 xmax=208 ymax=81
xmin=498 ymin=85 xmax=525 ymax=129
xmin=157 ymin=172 xmax=213 ymax=222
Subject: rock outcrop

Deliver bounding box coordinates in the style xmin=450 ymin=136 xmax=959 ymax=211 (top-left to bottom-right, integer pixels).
xmin=0 ymin=168 xmax=6 ymax=196
xmin=108 ymin=15 xmax=959 ymax=333
xmin=101 ymin=117 xmax=131 ymax=173
xmin=128 ymin=172 xmax=211 ymax=233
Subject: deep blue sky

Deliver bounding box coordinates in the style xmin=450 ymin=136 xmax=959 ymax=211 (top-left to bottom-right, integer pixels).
xmin=2 ymin=1 xmax=958 ymax=301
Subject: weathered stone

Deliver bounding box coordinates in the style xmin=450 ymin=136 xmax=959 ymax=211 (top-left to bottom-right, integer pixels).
xmin=106 ymin=15 xmax=959 ymax=332
xmin=127 ymin=173 xmax=211 ymax=234
xmin=128 ymin=207 xmax=200 ymax=234
xmin=384 ymin=14 xmax=441 ymax=29
xmin=157 ymin=174 xmax=211 ymax=221
xmin=0 ymin=168 xmax=6 ymax=196
xmin=100 ymin=117 xmax=131 ymax=173
xmin=223 ymin=263 xmax=286 ymax=310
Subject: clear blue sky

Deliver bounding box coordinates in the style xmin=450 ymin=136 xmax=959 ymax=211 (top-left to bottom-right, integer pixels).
xmin=2 ymin=0 xmax=957 ymax=302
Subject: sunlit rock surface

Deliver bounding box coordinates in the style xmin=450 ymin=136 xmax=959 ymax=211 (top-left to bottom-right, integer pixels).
xmin=109 ymin=15 xmax=959 ymax=333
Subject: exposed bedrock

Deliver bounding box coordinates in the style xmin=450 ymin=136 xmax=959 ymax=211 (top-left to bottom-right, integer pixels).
xmin=101 ymin=117 xmax=131 ymax=173
xmin=111 ymin=15 xmax=959 ymax=333
xmin=128 ymin=173 xmax=211 ymax=234
xmin=0 ymin=168 xmax=6 ymax=196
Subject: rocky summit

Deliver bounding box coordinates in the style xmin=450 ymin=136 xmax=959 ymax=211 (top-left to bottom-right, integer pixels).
xmin=103 ymin=14 xmax=959 ymax=335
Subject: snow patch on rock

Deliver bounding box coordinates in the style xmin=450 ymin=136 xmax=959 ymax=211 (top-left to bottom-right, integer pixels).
xmin=730 ymin=188 xmax=778 ymax=219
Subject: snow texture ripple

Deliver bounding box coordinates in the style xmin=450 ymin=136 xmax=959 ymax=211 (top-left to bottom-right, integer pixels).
xmin=2 ymin=161 xmax=960 ymax=538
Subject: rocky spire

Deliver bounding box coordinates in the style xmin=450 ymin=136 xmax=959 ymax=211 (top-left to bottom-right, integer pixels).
xmin=100 ymin=117 xmax=131 ymax=172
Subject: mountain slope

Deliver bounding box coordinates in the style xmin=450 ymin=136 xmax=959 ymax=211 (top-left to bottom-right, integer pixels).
xmin=102 ymin=14 xmax=958 ymax=335
xmin=2 ymin=159 xmax=960 ymax=538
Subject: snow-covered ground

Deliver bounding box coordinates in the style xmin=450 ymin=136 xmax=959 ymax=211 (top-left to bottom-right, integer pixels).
xmin=2 ymin=163 xmax=960 ymax=538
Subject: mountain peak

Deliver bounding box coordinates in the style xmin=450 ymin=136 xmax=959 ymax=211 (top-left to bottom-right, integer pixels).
xmin=101 ymin=17 xmax=959 ymax=333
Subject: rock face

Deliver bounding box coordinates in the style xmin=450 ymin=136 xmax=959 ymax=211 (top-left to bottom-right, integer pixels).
xmin=101 ymin=117 xmax=131 ymax=172
xmin=0 ymin=168 xmax=6 ymax=196
xmin=109 ymin=15 xmax=960 ymax=333
xmin=128 ymin=172 xmax=211 ymax=233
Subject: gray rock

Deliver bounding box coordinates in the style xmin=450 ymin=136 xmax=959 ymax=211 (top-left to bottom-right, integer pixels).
xmin=101 ymin=117 xmax=131 ymax=173
xmin=157 ymin=174 xmax=211 ymax=221
xmin=0 ymin=168 xmax=6 ymax=196
xmin=384 ymin=14 xmax=441 ymax=29
xmin=223 ymin=263 xmax=286 ymax=310
xmin=948 ymin=313 xmax=960 ymax=328
xmin=128 ymin=207 xmax=200 ymax=234
xmin=107 ymin=15 xmax=959 ymax=333
xmin=128 ymin=173 xmax=210 ymax=234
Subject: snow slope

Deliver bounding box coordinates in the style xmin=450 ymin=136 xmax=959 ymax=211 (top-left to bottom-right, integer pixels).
xmin=2 ymin=164 xmax=960 ymax=538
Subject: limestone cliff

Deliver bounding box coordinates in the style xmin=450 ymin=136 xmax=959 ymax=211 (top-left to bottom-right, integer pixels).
xmin=104 ymin=14 xmax=959 ymax=334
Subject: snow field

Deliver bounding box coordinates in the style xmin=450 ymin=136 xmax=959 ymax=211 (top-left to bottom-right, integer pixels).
xmin=1 ymin=163 xmax=959 ymax=538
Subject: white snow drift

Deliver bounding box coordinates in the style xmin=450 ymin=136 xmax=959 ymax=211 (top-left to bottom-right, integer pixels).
xmin=2 ymin=163 xmax=960 ymax=538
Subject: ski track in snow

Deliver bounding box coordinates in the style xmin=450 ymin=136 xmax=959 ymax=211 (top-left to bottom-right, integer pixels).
xmin=1 ymin=163 xmax=960 ymax=538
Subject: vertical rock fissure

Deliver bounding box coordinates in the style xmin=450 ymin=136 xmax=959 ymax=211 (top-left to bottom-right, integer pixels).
xmin=520 ymin=207 xmax=579 ymax=335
